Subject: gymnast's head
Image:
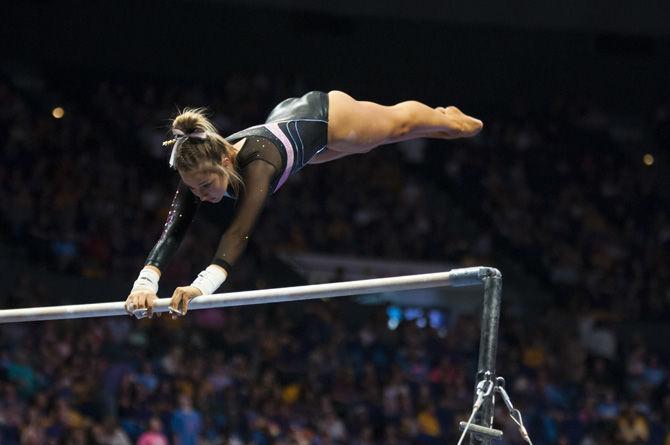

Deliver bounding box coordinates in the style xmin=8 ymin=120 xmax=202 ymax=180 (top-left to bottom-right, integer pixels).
xmin=163 ymin=108 xmax=243 ymax=203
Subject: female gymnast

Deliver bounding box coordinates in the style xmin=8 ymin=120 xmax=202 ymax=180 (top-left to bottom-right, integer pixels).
xmin=124 ymin=90 xmax=483 ymax=318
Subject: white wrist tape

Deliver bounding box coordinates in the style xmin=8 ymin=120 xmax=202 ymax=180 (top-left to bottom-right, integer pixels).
xmin=191 ymin=265 xmax=228 ymax=296
xmin=131 ymin=267 xmax=160 ymax=294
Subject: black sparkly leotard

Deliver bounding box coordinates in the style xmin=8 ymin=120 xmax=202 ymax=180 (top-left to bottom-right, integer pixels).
xmin=145 ymin=91 xmax=329 ymax=274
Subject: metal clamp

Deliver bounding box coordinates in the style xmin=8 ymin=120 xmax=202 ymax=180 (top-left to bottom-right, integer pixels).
xmin=496 ymin=377 xmax=532 ymax=445
xmin=457 ymin=372 xmax=502 ymax=445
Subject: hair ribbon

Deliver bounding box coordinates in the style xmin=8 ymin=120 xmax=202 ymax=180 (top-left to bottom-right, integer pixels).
xmin=168 ymin=129 xmax=207 ymax=167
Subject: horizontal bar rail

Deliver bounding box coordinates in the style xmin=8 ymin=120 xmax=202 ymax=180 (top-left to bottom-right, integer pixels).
xmin=0 ymin=266 xmax=498 ymax=324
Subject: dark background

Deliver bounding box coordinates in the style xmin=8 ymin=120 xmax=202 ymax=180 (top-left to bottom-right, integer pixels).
xmin=4 ymin=0 xmax=670 ymax=111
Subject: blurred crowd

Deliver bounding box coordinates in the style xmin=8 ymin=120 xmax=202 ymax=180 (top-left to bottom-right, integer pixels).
xmin=435 ymin=98 xmax=670 ymax=320
xmin=1 ymin=72 xmax=669 ymax=444
xmin=2 ymin=293 xmax=670 ymax=445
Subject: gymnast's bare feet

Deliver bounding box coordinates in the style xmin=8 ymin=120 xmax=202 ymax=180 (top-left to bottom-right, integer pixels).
xmin=431 ymin=106 xmax=484 ymax=139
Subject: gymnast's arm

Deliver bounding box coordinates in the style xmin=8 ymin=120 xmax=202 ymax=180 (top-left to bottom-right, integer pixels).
xmin=168 ymin=143 xmax=280 ymax=316
xmin=210 ymin=160 xmax=276 ymax=274
xmin=125 ymin=181 xmax=200 ymax=316
xmin=145 ymin=181 xmax=201 ymax=271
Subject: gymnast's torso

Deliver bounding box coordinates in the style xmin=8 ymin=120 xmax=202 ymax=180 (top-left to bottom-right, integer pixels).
xmin=225 ymin=90 xmax=329 ymax=193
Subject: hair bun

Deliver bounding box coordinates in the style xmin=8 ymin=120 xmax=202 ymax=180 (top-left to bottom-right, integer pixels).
xmin=172 ymin=107 xmax=216 ymax=135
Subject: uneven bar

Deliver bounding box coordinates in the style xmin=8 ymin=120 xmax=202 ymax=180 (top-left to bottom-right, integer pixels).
xmin=471 ymin=268 xmax=503 ymax=445
xmin=0 ymin=266 xmax=498 ymax=324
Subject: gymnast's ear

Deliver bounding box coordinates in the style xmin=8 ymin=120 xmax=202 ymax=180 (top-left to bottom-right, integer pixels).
xmin=222 ymin=155 xmax=231 ymax=166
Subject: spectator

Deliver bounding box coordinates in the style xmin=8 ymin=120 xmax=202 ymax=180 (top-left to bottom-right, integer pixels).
xmin=617 ymin=405 xmax=650 ymax=444
xmin=137 ymin=417 xmax=168 ymax=445
xmin=171 ymin=394 xmax=202 ymax=445
xmin=92 ymin=417 xmax=131 ymax=445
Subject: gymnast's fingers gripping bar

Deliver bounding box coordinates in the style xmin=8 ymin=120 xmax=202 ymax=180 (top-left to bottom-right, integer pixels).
xmin=0 ymin=266 xmax=500 ymax=324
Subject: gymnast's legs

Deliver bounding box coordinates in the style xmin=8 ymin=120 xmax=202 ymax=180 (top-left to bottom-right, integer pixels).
xmin=307 ymin=90 xmax=483 ymax=164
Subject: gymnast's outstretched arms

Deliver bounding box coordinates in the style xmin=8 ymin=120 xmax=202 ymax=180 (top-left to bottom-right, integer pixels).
xmin=125 ymin=154 xmax=276 ymax=318
xmin=168 ymin=159 xmax=275 ymax=316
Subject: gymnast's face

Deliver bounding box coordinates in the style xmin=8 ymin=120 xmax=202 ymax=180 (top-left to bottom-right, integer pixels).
xmin=180 ymin=168 xmax=228 ymax=203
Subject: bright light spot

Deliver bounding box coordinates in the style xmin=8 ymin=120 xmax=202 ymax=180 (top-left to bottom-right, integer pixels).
xmin=429 ymin=309 xmax=445 ymax=329
xmin=642 ymin=153 xmax=654 ymax=166
xmin=386 ymin=305 xmax=401 ymax=331
xmin=52 ymin=107 xmax=65 ymax=119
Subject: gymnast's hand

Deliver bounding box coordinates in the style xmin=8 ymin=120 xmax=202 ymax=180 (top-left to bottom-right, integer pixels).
xmin=125 ymin=291 xmax=159 ymax=319
xmin=168 ymin=286 xmax=203 ymax=317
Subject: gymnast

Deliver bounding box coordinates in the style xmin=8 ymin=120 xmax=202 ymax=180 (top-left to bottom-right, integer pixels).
xmin=124 ymin=90 xmax=483 ymax=318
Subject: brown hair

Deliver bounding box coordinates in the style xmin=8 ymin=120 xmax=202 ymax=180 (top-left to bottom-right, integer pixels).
xmin=163 ymin=108 xmax=244 ymax=197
